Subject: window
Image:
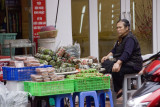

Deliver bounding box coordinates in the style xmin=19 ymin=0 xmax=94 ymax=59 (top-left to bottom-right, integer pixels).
xmin=98 ymin=0 xmax=120 ymax=59
xmin=71 ymin=0 xmax=89 ymax=57
xmin=130 ymin=0 xmax=153 ymax=54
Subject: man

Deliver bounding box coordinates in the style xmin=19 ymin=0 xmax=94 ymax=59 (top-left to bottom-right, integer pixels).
xmin=101 ymin=19 xmax=143 ymax=98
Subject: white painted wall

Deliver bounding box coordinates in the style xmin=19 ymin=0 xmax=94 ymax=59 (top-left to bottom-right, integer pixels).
xmin=153 ymin=0 xmax=160 ymax=53
xmin=121 ymin=0 xmax=126 ymax=19
xmin=46 ymin=0 xmax=72 ymax=48
xmin=156 ymin=0 xmax=160 ymax=52
xmin=153 ymin=0 xmax=157 ymax=53
xmin=89 ymin=0 xmax=99 ymax=60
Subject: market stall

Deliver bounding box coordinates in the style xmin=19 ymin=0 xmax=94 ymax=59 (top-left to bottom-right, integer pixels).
xmin=0 ymin=44 xmax=113 ymax=107
xmin=0 ymin=26 xmax=113 ymax=107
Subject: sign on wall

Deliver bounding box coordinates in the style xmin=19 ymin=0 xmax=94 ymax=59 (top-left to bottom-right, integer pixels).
xmin=32 ymin=0 xmax=46 ymax=50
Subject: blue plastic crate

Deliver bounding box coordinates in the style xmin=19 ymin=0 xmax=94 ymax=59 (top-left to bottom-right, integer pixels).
xmin=2 ymin=65 xmax=52 ymax=81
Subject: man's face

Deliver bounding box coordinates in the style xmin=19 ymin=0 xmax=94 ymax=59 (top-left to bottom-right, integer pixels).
xmin=116 ymin=21 xmax=129 ymax=37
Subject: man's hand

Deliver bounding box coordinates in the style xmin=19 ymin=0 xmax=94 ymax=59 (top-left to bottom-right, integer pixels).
xmin=138 ymin=67 xmax=145 ymax=75
xmin=101 ymin=52 xmax=113 ymax=63
xmin=101 ymin=56 xmax=108 ymax=63
xmin=112 ymin=60 xmax=122 ymax=72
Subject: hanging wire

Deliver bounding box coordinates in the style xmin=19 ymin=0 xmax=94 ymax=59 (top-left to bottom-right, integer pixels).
xmin=55 ymin=0 xmax=60 ymax=28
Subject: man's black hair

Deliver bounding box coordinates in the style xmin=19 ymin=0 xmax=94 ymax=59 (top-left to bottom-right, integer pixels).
xmin=117 ymin=19 xmax=130 ymax=29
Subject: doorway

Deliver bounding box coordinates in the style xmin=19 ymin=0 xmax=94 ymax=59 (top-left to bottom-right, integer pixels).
xmin=0 ymin=0 xmax=32 ymax=55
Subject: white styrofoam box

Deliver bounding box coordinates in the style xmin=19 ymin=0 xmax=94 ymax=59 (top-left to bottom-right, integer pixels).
xmin=6 ymin=81 xmax=24 ymax=91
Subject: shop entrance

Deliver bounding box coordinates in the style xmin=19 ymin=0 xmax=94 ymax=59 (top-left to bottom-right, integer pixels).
xmin=0 ymin=0 xmax=32 ymax=55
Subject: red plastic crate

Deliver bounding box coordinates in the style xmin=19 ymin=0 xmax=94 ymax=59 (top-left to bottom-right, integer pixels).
xmin=0 ymin=74 xmax=3 ymax=81
xmin=0 ymin=56 xmax=10 ymax=59
xmin=0 ymin=57 xmax=10 ymax=81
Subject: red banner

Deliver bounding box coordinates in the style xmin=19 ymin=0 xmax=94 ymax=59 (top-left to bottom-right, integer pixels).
xmin=32 ymin=0 xmax=46 ymax=51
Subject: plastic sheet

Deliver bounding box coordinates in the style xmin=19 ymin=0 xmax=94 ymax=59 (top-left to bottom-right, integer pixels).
xmin=6 ymin=91 xmax=28 ymax=107
xmin=0 ymin=82 xmax=28 ymax=107
xmin=0 ymin=82 xmax=8 ymax=107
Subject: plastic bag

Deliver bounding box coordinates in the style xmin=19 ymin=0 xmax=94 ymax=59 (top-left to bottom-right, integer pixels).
xmin=6 ymin=91 xmax=28 ymax=107
xmin=65 ymin=42 xmax=81 ymax=58
xmin=0 ymin=83 xmax=28 ymax=107
xmin=0 ymin=82 xmax=8 ymax=107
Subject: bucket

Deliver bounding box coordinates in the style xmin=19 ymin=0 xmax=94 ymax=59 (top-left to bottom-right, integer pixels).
xmin=38 ymin=38 xmax=56 ymax=51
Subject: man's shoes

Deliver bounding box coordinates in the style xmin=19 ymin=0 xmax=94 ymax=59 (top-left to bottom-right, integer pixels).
xmin=106 ymin=97 xmax=110 ymax=101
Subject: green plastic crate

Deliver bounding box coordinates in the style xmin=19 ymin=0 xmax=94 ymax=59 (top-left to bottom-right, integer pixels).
xmin=49 ymin=98 xmax=55 ymax=106
xmin=0 ymin=33 xmax=17 ymax=44
xmin=24 ymin=79 xmax=74 ymax=96
xmin=0 ymin=33 xmax=17 ymax=56
xmin=2 ymin=48 xmax=15 ymax=56
xmin=74 ymin=76 xmax=110 ymax=92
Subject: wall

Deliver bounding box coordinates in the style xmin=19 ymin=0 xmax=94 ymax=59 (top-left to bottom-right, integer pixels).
xmin=46 ymin=0 xmax=72 ymax=49
xmin=156 ymin=0 xmax=160 ymax=52
xmin=89 ymin=0 xmax=99 ymax=59
xmin=153 ymin=0 xmax=160 ymax=53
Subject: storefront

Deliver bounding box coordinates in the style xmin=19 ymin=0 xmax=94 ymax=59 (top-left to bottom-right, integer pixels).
xmin=1 ymin=0 xmax=160 ymax=59
xmin=46 ymin=0 xmax=160 ymax=60
xmin=1 ymin=0 xmax=160 ymax=107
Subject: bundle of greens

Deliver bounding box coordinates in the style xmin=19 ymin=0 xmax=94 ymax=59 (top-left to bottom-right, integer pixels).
xmin=35 ymin=47 xmax=78 ymax=73
xmin=66 ymin=69 xmax=104 ymax=79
